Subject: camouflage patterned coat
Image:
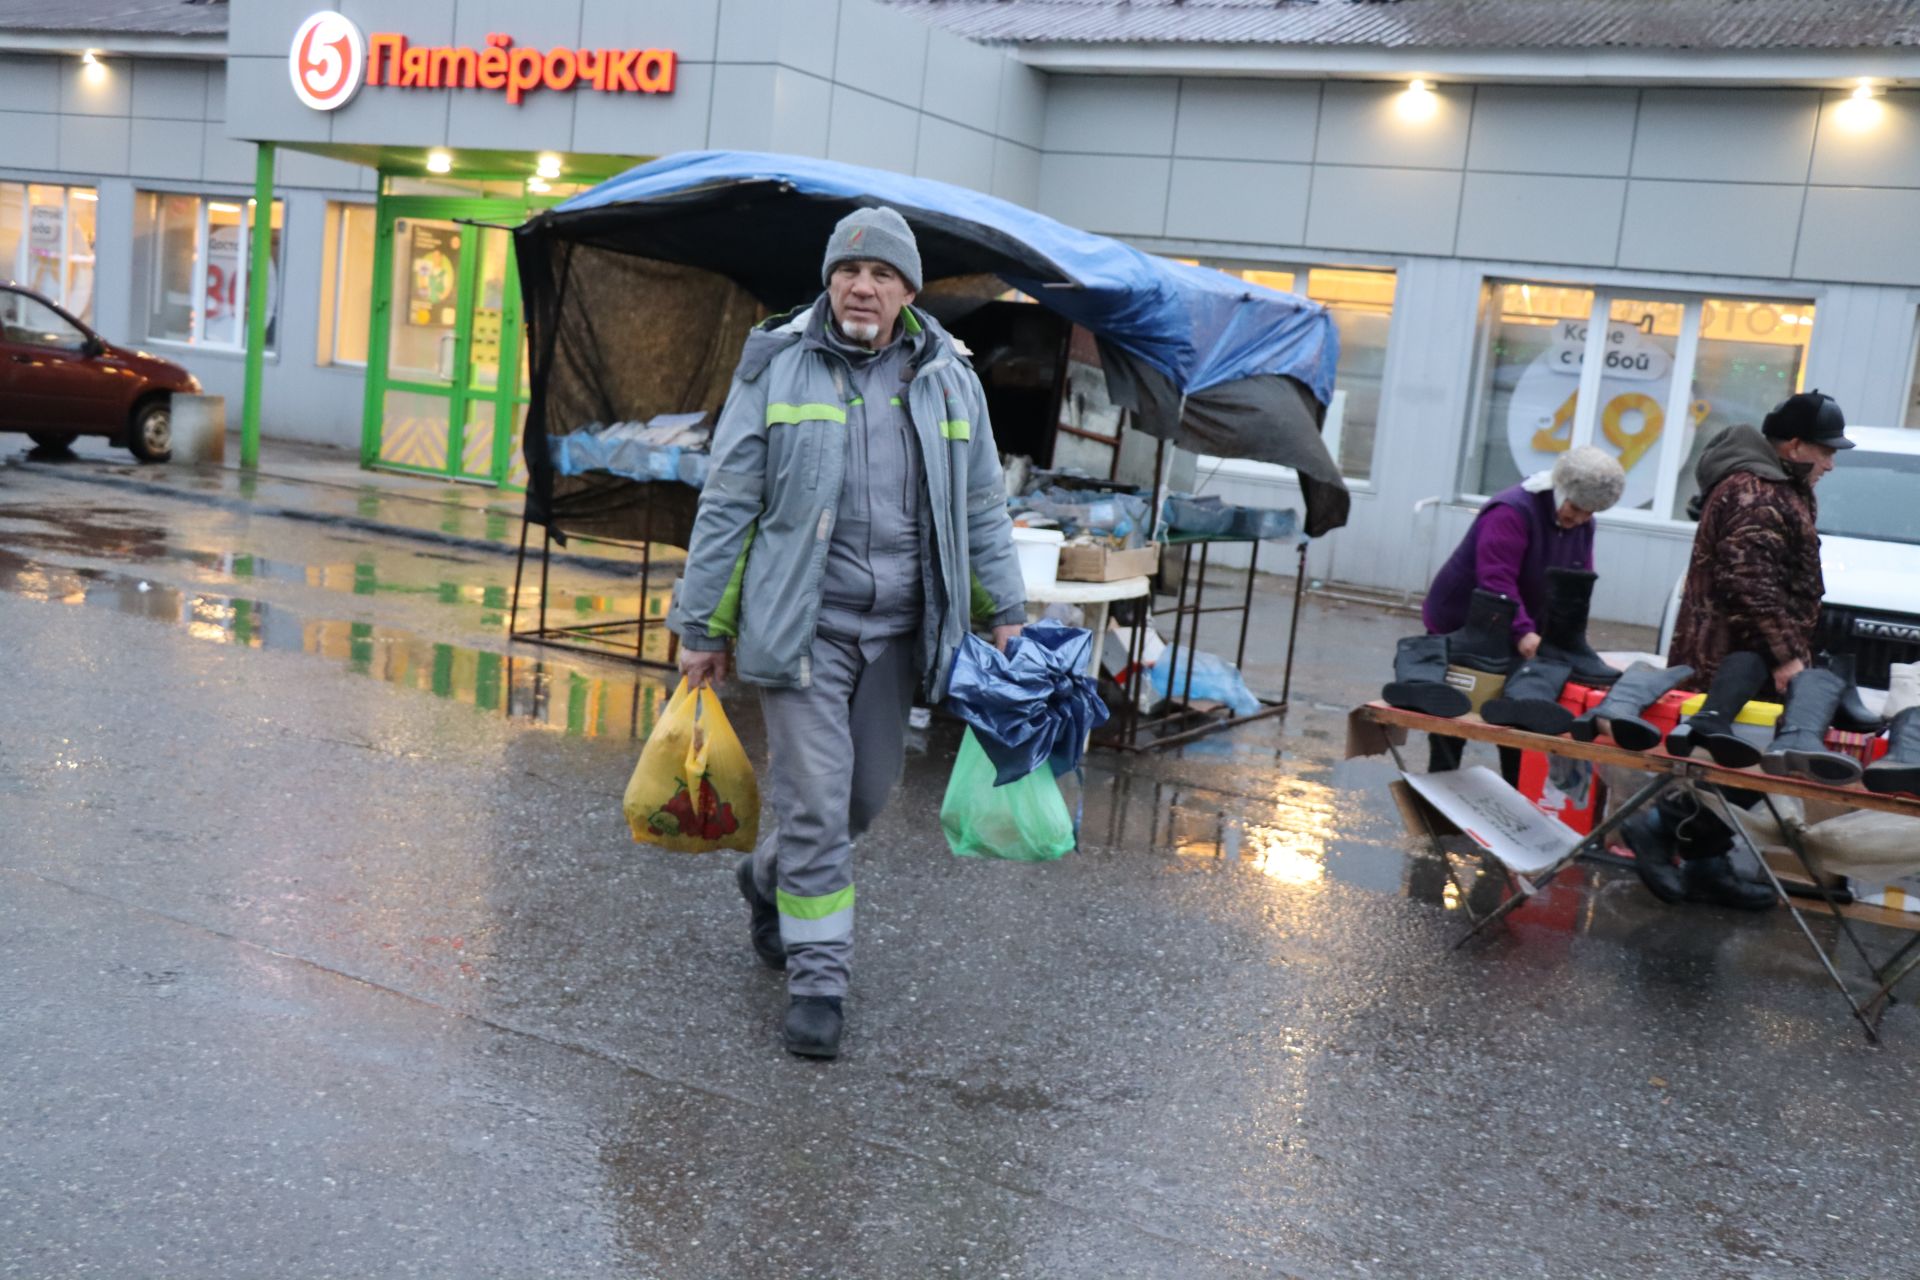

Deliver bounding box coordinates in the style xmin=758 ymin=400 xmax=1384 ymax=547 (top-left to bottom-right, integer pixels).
xmin=1670 ymin=425 xmax=1822 ymax=691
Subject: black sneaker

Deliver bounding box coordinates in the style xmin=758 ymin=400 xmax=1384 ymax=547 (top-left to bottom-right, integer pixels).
xmin=736 ymin=856 xmax=785 ymax=970
xmin=784 ymin=995 xmax=843 ymax=1059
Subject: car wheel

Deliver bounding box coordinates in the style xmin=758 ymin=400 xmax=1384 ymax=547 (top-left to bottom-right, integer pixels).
xmin=26 ymin=432 xmax=76 ymax=453
xmin=128 ymin=400 xmax=172 ymax=463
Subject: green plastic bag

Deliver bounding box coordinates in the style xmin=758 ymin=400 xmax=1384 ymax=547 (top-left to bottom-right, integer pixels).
xmin=940 ymin=728 xmax=1076 ymax=862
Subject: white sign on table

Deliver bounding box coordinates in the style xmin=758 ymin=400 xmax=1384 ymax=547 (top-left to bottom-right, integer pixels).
xmin=1401 ymin=766 xmax=1581 ymax=876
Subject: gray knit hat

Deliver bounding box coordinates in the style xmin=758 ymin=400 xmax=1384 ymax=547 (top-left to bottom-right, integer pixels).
xmin=1551 ymin=444 xmax=1627 ymax=513
xmin=821 ymin=206 xmax=922 ymax=292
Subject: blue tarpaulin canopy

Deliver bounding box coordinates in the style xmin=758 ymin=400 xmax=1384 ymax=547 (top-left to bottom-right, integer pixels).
xmin=514 ymin=150 xmax=1349 ymax=539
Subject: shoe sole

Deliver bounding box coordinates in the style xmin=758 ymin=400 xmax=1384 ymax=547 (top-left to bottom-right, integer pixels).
xmin=784 ymin=1038 xmax=840 ymax=1059
xmin=1864 ymin=763 xmax=1920 ymax=796
xmin=1382 ymin=680 xmax=1470 ymax=718
xmin=1760 ymin=749 xmax=1864 ymax=786
xmin=1670 ymin=732 xmax=1763 ymax=770
xmin=1608 ymin=716 xmax=1662 ymax=753
xmin=1482 ymin=699 xmax=1573 ymax=736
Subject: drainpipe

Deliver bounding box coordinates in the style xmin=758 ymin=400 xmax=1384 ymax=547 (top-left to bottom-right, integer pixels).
xmin=241 ymin=141 xmax=276 ymax=469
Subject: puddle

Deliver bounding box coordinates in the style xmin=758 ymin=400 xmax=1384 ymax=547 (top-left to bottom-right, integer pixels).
xmin=0 ymin=549 xmax=673 ymax=740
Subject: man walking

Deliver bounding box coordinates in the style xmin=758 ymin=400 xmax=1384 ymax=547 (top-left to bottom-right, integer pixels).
xmin=668 ymin=207 xmax=1026 ymax=1059
xmin=1621 ymin=390 xmax=1852 ymax=909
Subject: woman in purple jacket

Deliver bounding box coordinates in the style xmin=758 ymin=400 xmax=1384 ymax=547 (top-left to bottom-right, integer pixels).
xmin=1423 ymin=445 xmax=1626 ymax=775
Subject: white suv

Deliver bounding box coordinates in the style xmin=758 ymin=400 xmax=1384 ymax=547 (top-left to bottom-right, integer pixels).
xmin=1657 ymin=426 xmax=1920 ymax=689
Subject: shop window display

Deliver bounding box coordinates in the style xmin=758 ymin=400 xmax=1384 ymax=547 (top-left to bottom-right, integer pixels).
xmin=0 ymin=182 xmax=98 ymax=324
xmin=318 ymin=202 xmax=375 ymax=366
xmin=1463 ymin=279 xmax=1812 ymax=522
xmin=134 ymin=192 xmax=285 ymax=353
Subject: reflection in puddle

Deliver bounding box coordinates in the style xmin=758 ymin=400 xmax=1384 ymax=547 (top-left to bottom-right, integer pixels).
xmin=0 ymin=550 xmax=671 ymax=740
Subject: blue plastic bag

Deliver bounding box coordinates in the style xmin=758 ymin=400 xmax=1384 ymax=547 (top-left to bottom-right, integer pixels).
xmin=1150 ymin=645 xmax=1263 ymax=716
xmin=943 ymin=622 xmax=1110 ymax=786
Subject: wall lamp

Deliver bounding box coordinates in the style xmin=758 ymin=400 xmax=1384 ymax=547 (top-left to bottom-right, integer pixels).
xmin=1397 ymin=78 xmax=1439 ymax=122
xmin=1837 ymin=78 xmax=1886 ymax=130
xmin=426 ymin=149 xmax=453 ymax=175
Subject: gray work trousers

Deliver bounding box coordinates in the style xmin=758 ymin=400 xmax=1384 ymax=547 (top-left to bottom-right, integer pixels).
xmin=752 ymin=631 xmax=917 ymax=998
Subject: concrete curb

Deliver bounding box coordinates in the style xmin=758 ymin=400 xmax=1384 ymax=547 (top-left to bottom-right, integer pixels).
xmin=7 ymin=456 xmax=676 ymax=578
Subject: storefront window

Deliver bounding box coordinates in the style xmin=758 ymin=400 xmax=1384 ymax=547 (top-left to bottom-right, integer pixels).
xmin=134 ymin=192 xmax=284 ymax=353
xmin=0 ymin=183 xmax=98 ymax=324
xmin=1463 ymin=279 xmax=1813 ymax=522
xmin=318 ymin=202 xmax=375 ymax=366
xmin=1204 ymin=261 xmax=1397 ymax=481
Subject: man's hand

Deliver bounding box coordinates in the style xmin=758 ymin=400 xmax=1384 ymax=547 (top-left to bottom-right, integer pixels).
xmin=1772 ymin=656 xmax=1805 ymax=695
xmin=1517 ymin=632 xmax=1542 ymax=660
xmin=680 ymin=647 xmax=729 ymax=689
xmin=992 ymin=624 xmax=1023 ymax=653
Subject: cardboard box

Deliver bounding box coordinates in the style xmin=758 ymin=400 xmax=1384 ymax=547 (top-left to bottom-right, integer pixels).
xmin=1057 ymin=541 xmax=1160 ymax=582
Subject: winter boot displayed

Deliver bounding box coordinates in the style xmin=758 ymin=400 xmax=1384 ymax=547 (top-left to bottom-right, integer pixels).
xmin=1481 ymin=658 xmax=1575 ymax=736
xmin=1613 ymin=807 xmax=1686 ymax=903
xmin=1382 ymin=634 xmax=1471 ymax=718
xmin=784 ymin=995 xmax=844 ymax=1059
xmin=1666 ymin=651 xmax=1769 ymax=769
xmin=1863 ymin=662 xmax=1920 ymax=796
xmin=1817 ymin=651 xmax=1888 ymax=734
xmin=1534 ymin=568 xmax=1621 ymax=686
xmin=1761 ymin=668 xmax=1863 ymax=785
xmin=1679 ymin=855 xmax=1776 ymax=911
xmin=1444 ymin=589 xmax=1517 ymax=675
xmin=1569 ymin=662 xmax=1695 ymax=751
xmin=736 ymin=856 xmax=786 ymax=970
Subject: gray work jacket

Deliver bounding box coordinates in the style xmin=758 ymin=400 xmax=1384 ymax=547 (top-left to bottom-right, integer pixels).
xmin=668 ymin=298 xmax=1027 ymax=697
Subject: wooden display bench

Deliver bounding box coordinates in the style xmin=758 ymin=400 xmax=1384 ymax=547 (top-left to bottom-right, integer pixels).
xmin=1349 ymin=700 xmax=1920 ymax=1044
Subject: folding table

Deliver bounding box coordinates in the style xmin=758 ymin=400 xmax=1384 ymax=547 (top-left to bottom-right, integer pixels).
xmin=1349 ymin=700 xmax=1920 ymax=1044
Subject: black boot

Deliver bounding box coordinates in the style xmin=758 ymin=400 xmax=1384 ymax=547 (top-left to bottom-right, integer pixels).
xmin=736 ymin=856 xmax=785 ymax=970
xmin=1817 ymin=651 xmax=1888 ymax=734
xmin=1680 ymin=855 xmax=1776 ymax=911
xmin=1535 ymin=568 xmax=1621 ymax=687
xmin=784 ymin=995 xmax=844 ymax=1058
xmin=1481 ymin=659 xmax=1575 ymax=735
xmin=1613 ymin=807 xmax=1686 ymax=903
xmin=1569 ymin=662 xmax=1695 ymax=751
xmin=1667 ymin=651 xmax=1768 ymax=769
xmin=1383 ymin=635 xmax=1470 ymax=718
xmin=1444 ymin=589 xmax=1516 ymax=675
xmin=1762 ymin=669 xmax=1863 ymax=785
xmin=1863 ymin=707 xmax=1920 ymax=797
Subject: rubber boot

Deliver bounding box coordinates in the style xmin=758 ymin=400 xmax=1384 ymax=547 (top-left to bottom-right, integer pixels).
xmin=736 ymin=855 xmax=785 ymax=970
xmin=1666 ymin=651 xmax=1768 ymax=769
xmin=1680 ymin=855 xmax=1776 ymax=911
xmin=784 ymin=995 xmax=844 ymax=1059
xmin=1569 ymin=662 xmax=1695 ymax=751
xmin=1761 ymin=668 xmax=1863 ymax=785
xmin=1481 ymin=659 xmax=1575 ymax=735
xmin=1534 ymin=568 xmax=1621 ymax=687
xmin=1444 ymin=589 xmax=1517 ymax=675
xmin=1382 ymin=634 xmax=1470 ymax=718
xmin=1613 ymin=807 xmax=1686 ymax=903
xmin=1817 ymin=651 xmax=1888 ymax=734
xmin=1864 ymin=707 xmax=1920 ymax=797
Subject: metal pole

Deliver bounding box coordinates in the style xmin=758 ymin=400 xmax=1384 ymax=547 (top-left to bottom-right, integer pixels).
xmin=1281 ymin=540 xmax=1308 ymax=706
xmin=509 ymin=518 xmax=529 ymax=638
xmin=240 ymin=142 xmax=276 ymax=469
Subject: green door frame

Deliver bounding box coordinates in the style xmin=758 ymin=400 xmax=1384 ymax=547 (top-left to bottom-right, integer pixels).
xmin=360 ymin=192 xmax=553 ymax=488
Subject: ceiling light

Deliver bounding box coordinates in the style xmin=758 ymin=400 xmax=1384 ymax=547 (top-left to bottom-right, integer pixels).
xmin=527 ymin=176 xmax=551 ymax=193
xmin=535 ymin=153 xmax=562 ymax=180
xmin=1397 ymin=79 xmax=1438 ymax=122
xmin=426 ymin=149 xmax=453 ymax=175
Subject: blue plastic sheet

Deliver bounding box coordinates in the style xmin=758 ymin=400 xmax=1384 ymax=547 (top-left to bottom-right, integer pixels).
xmin=943 ymin=622 xmax=1111 ymax=786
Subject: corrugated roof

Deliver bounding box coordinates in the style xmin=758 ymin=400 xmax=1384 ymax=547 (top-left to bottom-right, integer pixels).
xmin=0 ymin=0 xmax=226 ymax=37
xmin=889 ymin=0 xmax=1920 ymax=50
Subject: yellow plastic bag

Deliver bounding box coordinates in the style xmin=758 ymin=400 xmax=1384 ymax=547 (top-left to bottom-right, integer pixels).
xmin=623 ymin=679 xmax=761 ymax=854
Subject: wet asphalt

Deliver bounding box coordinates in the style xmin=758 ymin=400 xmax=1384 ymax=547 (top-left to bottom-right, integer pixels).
xmin=3 ymin=446 xmax=1919 ymax=1279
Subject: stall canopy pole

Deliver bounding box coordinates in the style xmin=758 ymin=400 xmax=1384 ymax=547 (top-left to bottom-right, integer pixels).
xmin=241 ymin=141 xmax=276 ymax=470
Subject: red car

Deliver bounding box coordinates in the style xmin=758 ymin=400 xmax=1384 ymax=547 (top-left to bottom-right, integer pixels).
xmin=1 ymin=280 xmax=199 ymax=462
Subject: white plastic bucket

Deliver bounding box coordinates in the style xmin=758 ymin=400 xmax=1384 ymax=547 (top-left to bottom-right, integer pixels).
xmin=1011 ymin=527 xmax=1065 ymax=589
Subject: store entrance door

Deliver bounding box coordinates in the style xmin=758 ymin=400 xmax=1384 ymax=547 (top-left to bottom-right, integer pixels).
xmin=363 ymin=196 xmax=540 ymax=488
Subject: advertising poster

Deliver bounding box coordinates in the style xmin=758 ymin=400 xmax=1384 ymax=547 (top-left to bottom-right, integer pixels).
xmin=407 ymin=223 xmax=460 ymax=327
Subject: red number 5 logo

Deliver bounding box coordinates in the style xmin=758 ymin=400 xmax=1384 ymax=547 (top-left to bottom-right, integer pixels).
xmin=289 ymin=11 xmax=366 ymax=112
